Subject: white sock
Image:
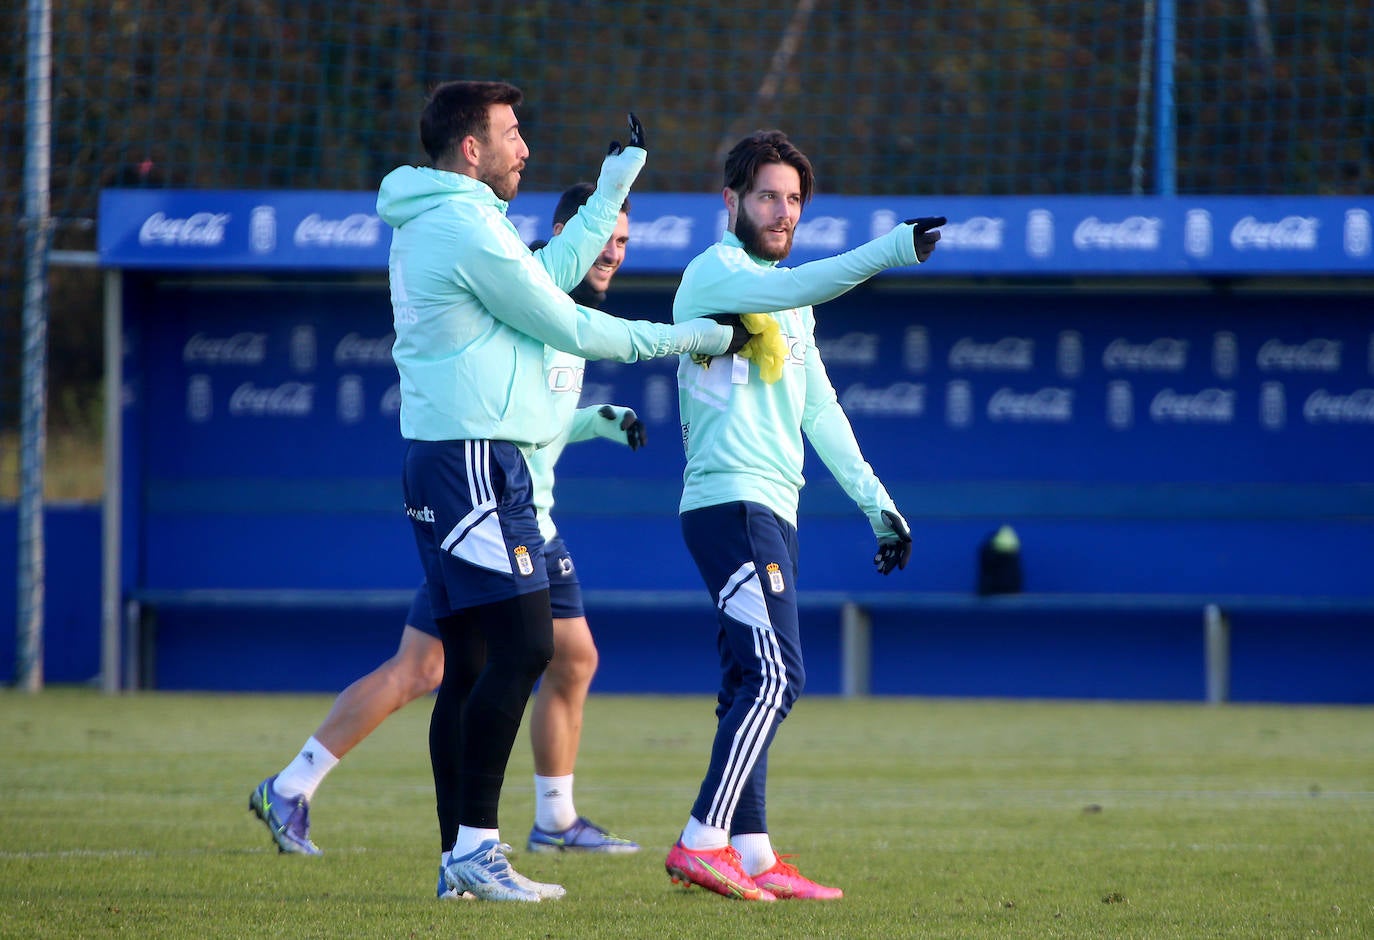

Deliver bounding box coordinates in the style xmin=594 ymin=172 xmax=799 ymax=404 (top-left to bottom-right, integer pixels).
xmin=680 ymin=816 xmax=729 ymax=851
xmin=274 ymin=737 xmax=339 ymax=801
xmin=534 ymin=774 xmax=577 ymax=832
xmin=451 ymin=826 xmax=500 ymax=858
xmin=732 ymin=832 xmax=776 ymax=876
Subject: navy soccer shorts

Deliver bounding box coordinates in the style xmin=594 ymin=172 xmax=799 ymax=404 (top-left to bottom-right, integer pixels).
xmin=405 ymin=530 xmax=583 ymax=637
xmin=543 ymin=535 xmax=585 ymax=620
xmin=405 ymin=581 xmax=440 ymax=638
xmin=402 ymin=439 xmax=548 ymax=618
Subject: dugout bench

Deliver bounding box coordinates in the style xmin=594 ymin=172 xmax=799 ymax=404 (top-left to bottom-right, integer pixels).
xmin=99 ymin=189 xmax=1374 ymax=700
xmin=123 ymin=586 xmax=1374 ymax=702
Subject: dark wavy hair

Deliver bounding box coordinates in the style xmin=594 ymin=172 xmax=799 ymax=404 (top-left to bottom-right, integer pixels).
xmin=420 ymin=80 xmax=523 ymax=163
xmin=722 ymin=130 xmax=815 ymax=204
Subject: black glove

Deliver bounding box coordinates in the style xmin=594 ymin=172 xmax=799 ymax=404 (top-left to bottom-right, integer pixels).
xmin=598 ymin=405 xmax=647 ymax=450
xmin=703 ymin=313 xmax=752 ymax=355
xmin=607 ymin=112 xmax=646 ymax=156
xmin=874 ymin=509 xmax=913 ymax=575
xmin=903 ymin=216 xmax=946 ymax=263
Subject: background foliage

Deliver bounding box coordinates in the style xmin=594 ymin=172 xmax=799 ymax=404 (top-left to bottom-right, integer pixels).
xmin=1 ymin=1 xmax=1371 ymax=482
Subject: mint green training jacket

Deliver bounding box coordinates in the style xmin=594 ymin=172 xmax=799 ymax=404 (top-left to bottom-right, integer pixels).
xmin=377 ymin=150 xmax=730 ymax=449
xmin=674 ymin=226 xmax=920 ymax=539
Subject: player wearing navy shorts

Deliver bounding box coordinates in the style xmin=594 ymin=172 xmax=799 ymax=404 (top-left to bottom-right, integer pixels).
xmin=380 ymin=83 xmax=744 ymax=904
xmin=663 ymin=130 xmax=943 ymax=901
xmin=254 ymin=82 xmax=744 ymax=902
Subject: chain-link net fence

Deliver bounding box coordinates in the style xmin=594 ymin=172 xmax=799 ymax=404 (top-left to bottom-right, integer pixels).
xmin=2 ymin=0 xmax=1371 ymax=497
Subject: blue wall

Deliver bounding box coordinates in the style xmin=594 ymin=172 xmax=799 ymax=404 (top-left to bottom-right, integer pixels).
xmin=8 ymin=271 xmax=1373 ymax=700
xmin=4 ymin=504 xmax=1372 ymax=701
xmin=0 ymin=505 xmax=103 ymax=684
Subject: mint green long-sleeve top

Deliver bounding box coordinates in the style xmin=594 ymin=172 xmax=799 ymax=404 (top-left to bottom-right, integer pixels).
xmin=377 ymin=149 xmax=730 ymax=449
xmin=673 ymin=226 xmax=920 ymax=537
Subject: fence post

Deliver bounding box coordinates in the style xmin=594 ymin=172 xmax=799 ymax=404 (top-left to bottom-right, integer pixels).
xmin=101 ymin=270 xmax=124 ymax=692
xmin=1204 ymin=604 xmax=1230 ymax=704
xmin=840 ymin=602 xmax=871 ymax=698
xmin=16 ymin=0 xmax=53 ymax=693
xmin=1154 ymin=0 xmax=1178 ymax=195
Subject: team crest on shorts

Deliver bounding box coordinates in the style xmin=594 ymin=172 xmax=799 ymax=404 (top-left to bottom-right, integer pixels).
xmin=514 ymin=545 xmax=534 ymax=576
xmin=765 ymin=562 xmax=785 ymax=593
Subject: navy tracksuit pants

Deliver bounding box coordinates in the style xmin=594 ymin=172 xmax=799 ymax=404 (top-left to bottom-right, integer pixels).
xmin=681 ymin=500 xmax=805 ymax=836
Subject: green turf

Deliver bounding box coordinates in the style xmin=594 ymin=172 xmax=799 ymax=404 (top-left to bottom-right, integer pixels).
xmin=2 ymin=688 xmax=1370 ymax=938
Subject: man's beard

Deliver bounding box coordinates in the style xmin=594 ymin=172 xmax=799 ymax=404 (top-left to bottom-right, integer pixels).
xmin=734 ymin=207 xmax=793 ymax=262
xmin=479 ymin=163 xmax=519 ymax=202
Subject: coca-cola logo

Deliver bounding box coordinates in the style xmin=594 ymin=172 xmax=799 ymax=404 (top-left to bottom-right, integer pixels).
xmin=1256 ymin=338 xmax=1341 ymax=372
xmin=1149 ymin=388 xmax=1235 ymax=424
xmin=334 ymin=332 xmax=396 ymax=367
xmin=1073 ymin=216 xmax=1162 ymax=251
xmin=793 ymin=216 xmax=848 ymax=251
xmin=381 ymin=382 xmax=402 ymax=417
xmin=1303 ymin=389 xmax=1374 ymax=424
xmin=939 ymin=216 xmax=1005 ymax=251
xmin=228 ymin=381 xmax=315 ymax=417
xmin=294 ymin=213 xmax=382 ymax=248
xmin=1102 ymin=337 xmax=1188 ymax=372
xmin=1230 ymin=215 xmax=1319 ymax=251
xmin=840 ymin=382 xmax=926 ymax=416
xmin=139 ymin=211 xmax=230 ymax=247
xmin=183 ymin=331 xmax=267 ymax=365
xmin=630 ymin=215 xmax=694 ymax=250
xmin=987 ymin=387 xmax=1074 ymax=423
xmin=819 ymin=332 xmax=880 ymax=366
xmin=948 ymin=337 xmax=1034 ymax=371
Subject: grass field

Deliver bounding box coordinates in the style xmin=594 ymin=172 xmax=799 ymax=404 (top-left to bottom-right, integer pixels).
xmin=2 ymin=689 xmax=1370 ymax=938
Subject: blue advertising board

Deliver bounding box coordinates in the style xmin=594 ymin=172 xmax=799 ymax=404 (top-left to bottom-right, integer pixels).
xmin=101 ymin=189 xmax=1373 ymax=698
xmin=119 ymin=274 xmax=1373 ymax=599
xmin=100 ymin=190 xmax=1374 ymax=276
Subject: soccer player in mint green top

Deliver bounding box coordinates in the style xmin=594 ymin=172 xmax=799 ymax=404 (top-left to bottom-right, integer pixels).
xmin=664 ymin=129 xmax=944 ymax=902
xmin=250 ymin=182 xmax=647 ymax=887
xmin=373 ymin=81 xmax=746 ymax=903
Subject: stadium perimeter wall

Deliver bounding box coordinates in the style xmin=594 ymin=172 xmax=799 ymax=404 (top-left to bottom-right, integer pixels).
xmin=9 ymin=189 xmax=1373 ymax=701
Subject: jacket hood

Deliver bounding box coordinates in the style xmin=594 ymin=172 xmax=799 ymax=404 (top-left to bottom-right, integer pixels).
xmin=376 ymin=165 xmax=506 ymax=227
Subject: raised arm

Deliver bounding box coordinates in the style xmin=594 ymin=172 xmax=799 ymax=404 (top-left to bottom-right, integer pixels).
xmin=674 ymin=218 xmax=943 ymax=321
xmin=533 ymin=114 xmax=646 ymax=291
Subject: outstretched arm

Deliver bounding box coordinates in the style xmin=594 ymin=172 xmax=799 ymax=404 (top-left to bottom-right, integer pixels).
xmin=673 ymin=217 xmax=944 ymax=321
xmin=449 ymin=216 xmax=738 ymax=363
xmin=566 ymin=404 xmax=647 ymax=449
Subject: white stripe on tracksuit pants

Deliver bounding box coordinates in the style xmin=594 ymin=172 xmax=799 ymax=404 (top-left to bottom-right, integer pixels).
xmin=681 ymin=500 xmax=805 ymax=836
